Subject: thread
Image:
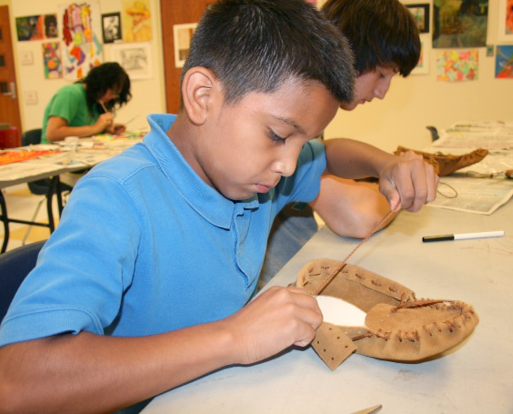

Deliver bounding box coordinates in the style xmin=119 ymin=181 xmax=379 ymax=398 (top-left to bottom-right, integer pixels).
xmin=310 ymin=206 xmax=400 ymax=296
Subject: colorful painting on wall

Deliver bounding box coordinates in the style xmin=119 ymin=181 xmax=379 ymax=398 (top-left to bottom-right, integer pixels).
xmin=406 ymin=4 xmax=430 ymax=34
xmin=15 ymin=16 xmax=44 ymax=41
xmin=433 ymin=0 xmax=488 ymax=48
xmin=496 ymin=45 xmax=513 ymax=78
xmin=498 ymin=0 xmax=513 ymax=42
xmin=42 ymin=42 xmax=62 ymax=79
xmin=59 ymin=2 xmax=103 ymax=81
xmin=122 ymin=0 xmax=153 ymax=43
xmin=436 ymin=49 xmax=479 ymax=81
xmin=44 ymin=14 xmax=58 ymax=38
xmin=412 ymin=41 xmax=430 ymax=75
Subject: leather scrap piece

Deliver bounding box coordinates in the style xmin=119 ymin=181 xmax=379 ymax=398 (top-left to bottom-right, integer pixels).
xmin=394 ymin=146 xmax=489 ymax=176
xmin=313 ymin=323 xmax=357 ymax=370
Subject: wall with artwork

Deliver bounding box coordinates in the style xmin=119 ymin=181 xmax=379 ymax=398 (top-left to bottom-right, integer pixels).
xmin=11 ymin=0 xmax=165 ymax=133
xmin=321 ymin=0 xmax=513 ymax=152
xmin=8 ymin=0 xmax=513 ymax=150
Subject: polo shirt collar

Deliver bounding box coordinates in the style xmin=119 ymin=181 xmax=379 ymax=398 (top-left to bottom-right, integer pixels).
xmin=144 ymin=115 xmax=259 ymax=230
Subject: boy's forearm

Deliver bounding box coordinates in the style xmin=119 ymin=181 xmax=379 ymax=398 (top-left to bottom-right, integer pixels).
xmin=311 ymin=176 xmax=394 ymax=238
xmin=0 ymin=324 xmax=238 ymax=413
xmin=324 ymin=138 xmax=396 ymax=179
xmin=47 ymin=125 xmax=102 ymax=142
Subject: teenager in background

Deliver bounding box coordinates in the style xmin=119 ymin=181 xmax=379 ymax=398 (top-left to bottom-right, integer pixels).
xmin=41 ymin=62 xmax=131 ymax=144
xmin=259 ymin=0 xmax=423 ymax=288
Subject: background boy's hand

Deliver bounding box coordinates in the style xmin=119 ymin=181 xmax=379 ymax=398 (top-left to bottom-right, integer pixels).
xmin=379 ymin=151 xmax=438 ymax=212
xmin=109 ymin=124 xmax=126 ymax=135
xmin=96 ymin=113 xmax=115 ymax=133
xmin=225 ymin=286 xmax=323 ymax=365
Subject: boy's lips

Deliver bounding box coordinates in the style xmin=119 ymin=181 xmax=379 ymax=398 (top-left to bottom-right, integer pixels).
xmin=255 ymin=182 xmax=277 ymax=194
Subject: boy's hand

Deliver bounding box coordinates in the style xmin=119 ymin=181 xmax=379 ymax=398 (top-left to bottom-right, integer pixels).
xmin=225 ymin=286 xmax=323 ymax=365
xmin=379 ymin=151 xmax=438 ymax=212
xmin=108 ymin=124 xmax=126 ymax=135
xmin=96 ymin=113 xmax=115 ymax=133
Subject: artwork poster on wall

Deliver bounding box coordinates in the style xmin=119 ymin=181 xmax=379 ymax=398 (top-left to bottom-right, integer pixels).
xmin=110 ymin=42 xmax=152 ymax=80
xmin=412 ymin=40 xmax=430 ymax=75
xmin=497 ymin=0 xmax=513 ymax=42
xmin=433 ymin=0 xmax=488 ymax=48
xmin=15 ymin=16 xmax=44 ymax=41
xmin=496 ymin=45 xmax=513 ymax=78
xmin=15 ymin=15 xmax=59 ymax=42
xmin=59 ymin=2 xmax=103 ymax=81
xmin=406 ymin=4 xmax=430 ymax=34
xmin=42 ymin=42 xmax=62 ymax=79
xmin=436 ymin=49 xmax=479 ymax=82
xmin=122 ymin=0 xmax=153 ymax=43
xmin=102 ymin=12 xmax=123 ymax=44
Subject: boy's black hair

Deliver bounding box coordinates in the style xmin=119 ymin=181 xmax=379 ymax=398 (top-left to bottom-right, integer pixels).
xmin=322 ymin=0 xmax=421 ymax=77
xmin=76 ymin=62 xmax=132 ymax=114
xmin=182 ymin=0 xmax=355 ymax=106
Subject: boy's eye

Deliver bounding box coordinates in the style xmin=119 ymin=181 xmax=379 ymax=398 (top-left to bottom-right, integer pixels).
xmin=269 ymin=130 xmax=286 ymax=143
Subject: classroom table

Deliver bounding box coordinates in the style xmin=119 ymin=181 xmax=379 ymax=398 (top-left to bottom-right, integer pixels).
xmin=0 ymin=136 xmax=143 ymax=253
xmin=143 ymin=198 xmax=513 ymax=414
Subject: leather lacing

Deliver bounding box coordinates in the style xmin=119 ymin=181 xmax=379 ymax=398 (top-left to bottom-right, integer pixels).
xmin=351 ymin=300 xmax=475 ymax=343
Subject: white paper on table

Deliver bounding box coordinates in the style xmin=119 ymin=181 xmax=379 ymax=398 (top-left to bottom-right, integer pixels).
xmin=428 ymin=176 xmax=513 ymax=215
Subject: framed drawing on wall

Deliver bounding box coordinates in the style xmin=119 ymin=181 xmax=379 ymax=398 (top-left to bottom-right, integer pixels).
xmin=102 ymin=12 xmax=122 ymax=43
xmin=406 ymin=3 xmax=430 ymax=34
xmin=110 ymin=42 xmax=152 ymax=80
xmin=173 ymin=23 xmax=197 ymax=68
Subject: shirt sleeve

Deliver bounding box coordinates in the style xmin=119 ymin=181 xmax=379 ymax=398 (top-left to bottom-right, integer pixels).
xmin=46 ymin=86 xmax=83 ymax=124
xmin=0 ymin=174 xmax=142 ymax=347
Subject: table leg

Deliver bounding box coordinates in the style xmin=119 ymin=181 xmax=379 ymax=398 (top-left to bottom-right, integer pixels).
xmin=0 ymin=191 xmax=10 ymax=254
xmin=46 ymin=177 xmax=58 ymax=232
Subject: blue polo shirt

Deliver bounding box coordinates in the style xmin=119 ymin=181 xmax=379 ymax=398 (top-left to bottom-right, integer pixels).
xmin=0 ymin=114 xmax=327 ymax=346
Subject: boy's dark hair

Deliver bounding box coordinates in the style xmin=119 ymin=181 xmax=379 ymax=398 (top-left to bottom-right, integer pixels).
xmin=322 ymin=0 xmax=420 ymax=77
xmin=182 ymin=0 xmax=355 ymax=106
xmin=77 ymin=62 xmax=132 ymax=114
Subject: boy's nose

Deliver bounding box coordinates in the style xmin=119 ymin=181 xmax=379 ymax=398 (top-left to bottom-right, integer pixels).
xmin=374 ymin=77 xmax=392 ymax=100
xmin=274 ymin=154 xmax=298 ymax=177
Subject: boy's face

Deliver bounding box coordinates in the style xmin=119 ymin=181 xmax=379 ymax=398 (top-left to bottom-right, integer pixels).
xmin=193 ymin=78 xmax=339 ymax=201
xmin=340 ymin=66 xmax=398 ymax=111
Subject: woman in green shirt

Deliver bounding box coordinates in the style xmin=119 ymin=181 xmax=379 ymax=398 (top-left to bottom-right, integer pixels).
xmin=42 ymin=62 xmax=131 ymax=144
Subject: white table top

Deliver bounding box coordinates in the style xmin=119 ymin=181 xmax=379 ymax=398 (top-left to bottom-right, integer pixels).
xmin=0 ymin=137 xmax=142 ymax=188
xmin=144 ymin=200 xmax=513 ymax=414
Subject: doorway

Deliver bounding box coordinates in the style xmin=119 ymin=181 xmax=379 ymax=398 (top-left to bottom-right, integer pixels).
xmin=0 ymin=6 xmax=22 ymax=134
xmin=160 ymin=0 xmax=212 ymax=114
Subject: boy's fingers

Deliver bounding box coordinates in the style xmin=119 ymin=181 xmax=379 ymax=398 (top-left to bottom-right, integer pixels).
xmin=286 ymin=287 xmax=323 ymax=315
xmin=379 ymin=177 xmax=401 ymax=210
xmin=381 ymin=157 xmax=439 ymax=212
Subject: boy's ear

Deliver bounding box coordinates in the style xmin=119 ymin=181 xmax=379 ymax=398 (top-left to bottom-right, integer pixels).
xmin=181 ymin=67 xmax=220 ymax=125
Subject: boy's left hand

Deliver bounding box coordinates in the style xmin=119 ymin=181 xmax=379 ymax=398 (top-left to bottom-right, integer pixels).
xmin=379 ymin=151 xmax=438 ymax=212
xmin=108 ymin=124 xmax=126 ymax=135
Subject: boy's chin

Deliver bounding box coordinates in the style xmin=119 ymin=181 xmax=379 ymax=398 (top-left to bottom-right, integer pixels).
xmin=340 ymin=101 xmax=358 ymax=111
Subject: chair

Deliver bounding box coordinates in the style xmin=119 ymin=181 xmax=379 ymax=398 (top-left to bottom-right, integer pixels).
xmin=426 ymin=126 xmax=439 ymax=142
xmin=21 ymin=129 xmax=72 ymax=244
xmin=0 ymin=240 xmax=45 ymax=322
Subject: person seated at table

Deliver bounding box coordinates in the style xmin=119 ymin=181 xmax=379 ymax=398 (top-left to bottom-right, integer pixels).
xmin=259 ymin=0 xmax=425 ymax=288
xmin=0 ymin=0 xmax=437 ymax=411
xmin=41 ymin=62 xmax=132 ymax=144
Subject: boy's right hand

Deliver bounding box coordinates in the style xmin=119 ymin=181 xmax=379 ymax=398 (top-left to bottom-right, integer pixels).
xmin=96 ymin=113 xmax=115 ymax=133
xmin=224 ymin=286 xmax=323 ymax=365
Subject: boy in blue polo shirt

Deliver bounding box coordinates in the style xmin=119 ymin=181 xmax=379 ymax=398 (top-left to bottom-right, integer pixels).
xmin=0 ymin=0 xmax=437 ymax=411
